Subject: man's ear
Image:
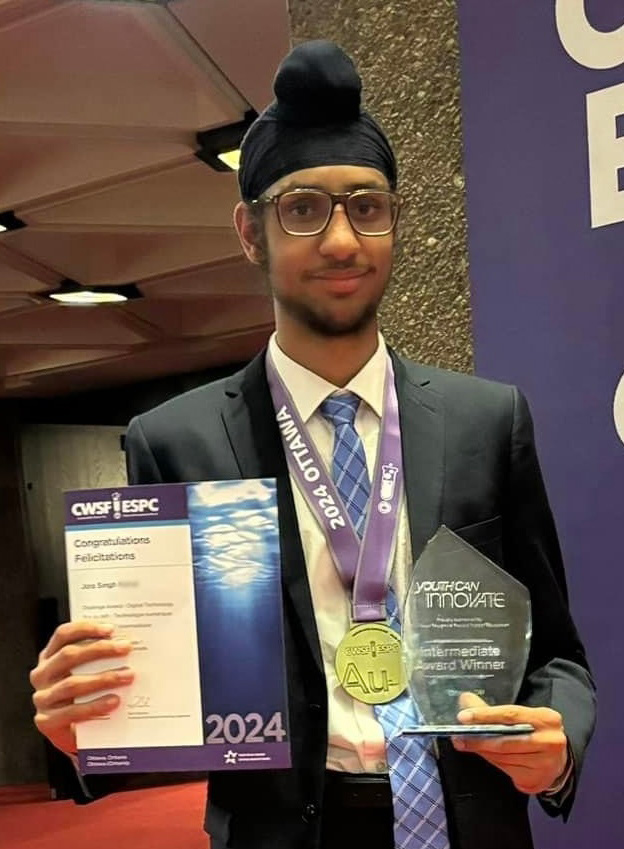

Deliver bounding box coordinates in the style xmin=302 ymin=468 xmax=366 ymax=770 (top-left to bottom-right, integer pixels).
xmin=233 ymin=202 xmax=264 ymax=265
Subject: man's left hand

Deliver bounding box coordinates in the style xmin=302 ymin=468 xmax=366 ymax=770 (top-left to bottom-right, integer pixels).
xmin=451 ymin=692 xmax=569 ymax=795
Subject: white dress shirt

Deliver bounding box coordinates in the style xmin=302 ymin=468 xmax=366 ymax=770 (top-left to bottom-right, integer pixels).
xmin=268 ymin=332 xmax=413 ymax=774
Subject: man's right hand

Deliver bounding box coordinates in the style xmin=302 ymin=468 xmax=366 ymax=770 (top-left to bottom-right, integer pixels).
xmin=30 ymin=621 xmax=134 ymax=756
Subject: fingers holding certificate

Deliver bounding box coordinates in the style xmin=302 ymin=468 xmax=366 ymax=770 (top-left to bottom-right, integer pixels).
xmin=30 ymin=620 xmax=134 ymax=756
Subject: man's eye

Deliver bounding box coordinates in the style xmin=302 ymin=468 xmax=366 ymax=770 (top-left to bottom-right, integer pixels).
xmin=354 ymin=200 xmax=381 ymax=217
xmin=282 ymin=199 xmax=318 ymax=217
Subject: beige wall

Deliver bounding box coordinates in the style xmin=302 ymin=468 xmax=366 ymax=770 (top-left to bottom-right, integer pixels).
xmin=21 ymin=425 xmax=127 ymax=624
xmin=0 ymin=424 xmax=126 ymax=786
xmin=290 ymin=0 xmax=473 ymax=373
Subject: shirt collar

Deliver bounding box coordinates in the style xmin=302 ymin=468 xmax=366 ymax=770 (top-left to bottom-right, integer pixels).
xmin=267 ymin=332 xmax=387 ymax=422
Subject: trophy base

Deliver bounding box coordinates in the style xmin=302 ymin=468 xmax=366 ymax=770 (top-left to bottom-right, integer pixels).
xmin=402 ymin=723 xmax=534 ymax=737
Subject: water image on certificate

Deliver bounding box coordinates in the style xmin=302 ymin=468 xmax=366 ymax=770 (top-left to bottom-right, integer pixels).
xmin=189 ymin=481 xmax=289 ymax=767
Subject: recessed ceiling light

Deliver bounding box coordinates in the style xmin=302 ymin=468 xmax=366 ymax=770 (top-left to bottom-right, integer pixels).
xmin=217 ymin=149 xmax=241 ymax=171
xmin=47 ymin=280 xmax=141 ymax=304
xmin=196 ymin=112 xmax=256 ymax=173
xmin=50 ymin=290 xmax=129 ymax=305
xmin=0 ymin=211 xmax=26 ymax=232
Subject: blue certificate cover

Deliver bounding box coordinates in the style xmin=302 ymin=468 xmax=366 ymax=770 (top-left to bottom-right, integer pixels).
xmin=65 ymin=480 xmax=290 ymax=774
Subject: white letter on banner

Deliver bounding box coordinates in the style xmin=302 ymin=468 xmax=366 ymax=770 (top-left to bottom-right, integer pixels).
xmin=556 ymin=0 xmax=624 ymax=69
xmin=587 ymin=82 xmax=624 ymax=228
xmin=614 ymin=373 xmax=624 ymax=446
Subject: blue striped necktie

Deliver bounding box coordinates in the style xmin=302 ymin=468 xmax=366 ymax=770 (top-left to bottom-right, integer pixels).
xmin=319 ymin=392 xmax=450 ymax=849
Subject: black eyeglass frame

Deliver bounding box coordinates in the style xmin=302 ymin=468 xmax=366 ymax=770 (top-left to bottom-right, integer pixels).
xmin=250 ymin=188 xmax=404 ymax=237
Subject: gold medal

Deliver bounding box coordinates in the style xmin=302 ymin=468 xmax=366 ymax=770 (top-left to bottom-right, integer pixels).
xmin=335 ymin=622 xmax=406 ymax=704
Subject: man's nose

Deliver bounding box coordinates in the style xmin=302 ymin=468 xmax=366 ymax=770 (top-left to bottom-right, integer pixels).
xmin=318 ymin=204 xmax=361 ymax=260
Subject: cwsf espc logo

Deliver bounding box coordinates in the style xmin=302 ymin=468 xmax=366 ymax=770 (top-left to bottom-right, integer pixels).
xmin=70 ymin=492 xmax=160 ymax=520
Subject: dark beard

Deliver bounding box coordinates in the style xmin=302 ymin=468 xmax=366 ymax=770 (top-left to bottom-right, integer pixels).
xmin=272 ymin=290 xmax=382 ymax=337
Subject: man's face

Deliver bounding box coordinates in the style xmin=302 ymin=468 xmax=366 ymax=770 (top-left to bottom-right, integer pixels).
xmin=242 ymin=165 xmax=396 ymax=339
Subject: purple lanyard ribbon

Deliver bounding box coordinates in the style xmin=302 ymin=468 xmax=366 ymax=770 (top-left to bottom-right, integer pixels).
xmin=266 ymin=351 xmax=404 ymax=622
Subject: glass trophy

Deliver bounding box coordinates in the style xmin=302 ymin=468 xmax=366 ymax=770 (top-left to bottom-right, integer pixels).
xmin=401 ymin=526 xmax=533 ymax=737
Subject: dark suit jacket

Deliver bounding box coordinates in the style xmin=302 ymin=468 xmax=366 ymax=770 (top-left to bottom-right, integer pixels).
xmin=120 ymin=350 xmax=595 ymax=849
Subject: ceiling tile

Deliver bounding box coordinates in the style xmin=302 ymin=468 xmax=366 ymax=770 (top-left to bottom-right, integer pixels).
xmin=0 ymin=136 xmax=195 ymax=211
xmin=3 ymin=327 xmax=272 ymax=397
xmin=138 ymin=259 xmax=264 ymax=298
xmin=125 ymin=294 xmax=273 ymax=336
xmin=2 ymin=346 xmax=125 ymax=378
xmin=0 ymin=303 xmax=152 ymax=346
xmin=171 ymin=0 xmax=289 ymax=110
xmin=24 ymin=163 xmax=240 ymax=229
xmin=0 ymin=296 xmax=38 ymax=314
xmin=0 ymin=3 xmax=244 ymax=129
xmin=0 ymin=263 xmax=57 ymax=293
xmin=3 ymin=228 xmax=242 ymax=285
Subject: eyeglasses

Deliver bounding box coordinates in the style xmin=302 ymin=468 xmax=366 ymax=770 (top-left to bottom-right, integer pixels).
xmin=251 ymin=189 xmax=403 ymax=236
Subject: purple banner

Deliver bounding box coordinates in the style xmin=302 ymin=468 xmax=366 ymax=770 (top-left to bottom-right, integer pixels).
xmin=457 ymin=3 xmax=623 ymax=846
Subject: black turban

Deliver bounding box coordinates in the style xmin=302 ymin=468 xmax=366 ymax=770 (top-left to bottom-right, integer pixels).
xmin=238 ymin=40 xmax=397 ymax=201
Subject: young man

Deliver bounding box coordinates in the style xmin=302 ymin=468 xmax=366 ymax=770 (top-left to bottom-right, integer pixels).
xmin=30 ymin=41 xmax=595 ymax=849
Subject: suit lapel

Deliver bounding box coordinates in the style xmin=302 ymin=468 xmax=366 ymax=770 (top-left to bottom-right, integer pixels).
xmin=393 ymin=355 xmax=484 ymax=841
xmin=220 ymin=352 xmax=323 ymax=675
xmin=392 ymin=352 xmax=446 ymax=561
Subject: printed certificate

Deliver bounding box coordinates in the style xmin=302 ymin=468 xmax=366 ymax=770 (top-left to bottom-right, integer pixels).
xmin=65 ymin=480 xmax=290 ymax=775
